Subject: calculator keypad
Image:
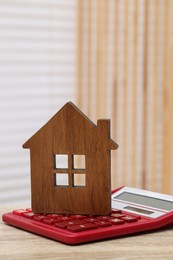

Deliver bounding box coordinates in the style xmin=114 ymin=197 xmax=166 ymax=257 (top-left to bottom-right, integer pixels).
xmin=16 ymin=208 xmax=141 ymax=232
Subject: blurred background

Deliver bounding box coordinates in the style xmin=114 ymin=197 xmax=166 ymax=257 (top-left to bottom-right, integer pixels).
xmin=0 ymin=0 xmax=173 ymax=206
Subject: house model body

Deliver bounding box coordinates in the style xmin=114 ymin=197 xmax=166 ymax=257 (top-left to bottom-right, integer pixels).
xmin=23 ymin=102 xmax=118 ymax=215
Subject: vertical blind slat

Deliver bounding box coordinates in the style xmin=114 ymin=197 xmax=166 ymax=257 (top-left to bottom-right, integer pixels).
xmin=112 ymin=0 xmax=119 ymax=189
xmin=131 ymin=0 xmax=138 ymax=187
xmin=162 ymin=0 xmax=172 ymax=194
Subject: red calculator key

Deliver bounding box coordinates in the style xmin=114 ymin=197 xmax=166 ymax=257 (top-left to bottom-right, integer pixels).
xmin=109 ymin=218 xmax=125 ymax=225
xmin=84 ymin=218 xmax=96 ymax=223
xmin=96 ymin=216 xmax=112 ymax=221
xmin=25 ymin=208 xmax=32 ymax=212
xmin=46 ymin=214 xmax=63 ymax=218
xmin=71 ymin=215 xmax=87 ymax=220
xmin=110 ymin=213 xmax=126 ymax=218
xmin=65 ymin=214 xmax=71 ymax=217
xmin=121 ymin=216 xmax=138 ymax=223
xmin=94 ymin=220 xmax=112 ymax=227
xmin=67 ymin=223 xmax=98 ymax=232
xmin=43 ymin=218 xmax=57 ymax=225
xmin=55 ymin=220 xmax=86 ymax=229
xmin=111 ymin=209 xmax=122 ymax=214
xmin=56 ymin=216 xmax=75 ymax=221
xmin=33 ymin=215 xmax=45 ymax=222
xmin=23 ymin=212 xmax=35 ymax=219
xmin=13 ymin=209 xmax=29 ymax=216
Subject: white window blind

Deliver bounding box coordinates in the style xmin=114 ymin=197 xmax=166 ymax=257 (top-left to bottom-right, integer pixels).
xmin=0 ymin=0 xmax=77 ymax=205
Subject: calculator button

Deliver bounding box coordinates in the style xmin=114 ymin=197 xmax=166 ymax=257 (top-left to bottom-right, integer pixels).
xmin=46 ymin=214 xmax=63 ymax=218
xmin=94 ymin=221 xmax=112 ymax=227
xmin=23 ymin=212 xmax=35 ymax=219
xmin=56 ymin=216 xmax=75 ymax=221
xmin=43 ymin=218 xmax=57 ymax=225
xmin=13 ymin=209 xmax=29 ymax=216
xmin=96 ymin=216 xmax=112 ymax=221
xmin=111 ymin=209 xmax=122 ymax=214
xmin=25 ymin=208 xmax=32 ymax=212
xmin=71 ymin=215 xmax=87 ymax=220
xmin=55 ymin=220 xmax=85 ymax=229
xmin=121 ymin=216 xmax=138 ymax=223
xmin=67 ymin=223 xmax=98 ymax=232
xmin=84 ymin=218 xmax=96 ymax=223
xmin=110 ymin=213 xmax=126 ymax=218
xmin=33 ymin=215 xmax=45 ymax=222
xmin=109 ymin=218 xmax=125 ymax=225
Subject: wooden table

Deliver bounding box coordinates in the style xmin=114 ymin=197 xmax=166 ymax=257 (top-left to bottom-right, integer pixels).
xmin=1 ymin=206 xmax=173 ymax=260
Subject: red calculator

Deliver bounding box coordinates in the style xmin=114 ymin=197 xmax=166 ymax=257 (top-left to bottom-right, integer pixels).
xmin=3 ymin=186 xmax=173 ymax=245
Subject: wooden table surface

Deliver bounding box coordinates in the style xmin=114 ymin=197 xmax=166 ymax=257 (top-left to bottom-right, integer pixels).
xmin=1 ymin=206 xmax=173 ymax=260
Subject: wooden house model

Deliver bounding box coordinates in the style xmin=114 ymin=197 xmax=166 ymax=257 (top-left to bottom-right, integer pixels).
xmin=23 ymin=102 xmax=118 ymax=215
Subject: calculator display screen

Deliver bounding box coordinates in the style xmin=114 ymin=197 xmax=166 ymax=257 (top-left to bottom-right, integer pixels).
xmin=123 ymin=206 xmax=154 ymax=215
xmin=114 ymin=192 xmax=173 ymax=211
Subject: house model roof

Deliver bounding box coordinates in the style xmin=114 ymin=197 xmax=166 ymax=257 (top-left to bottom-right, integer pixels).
xmin=23 ymin=101 xmax=118 ymax=150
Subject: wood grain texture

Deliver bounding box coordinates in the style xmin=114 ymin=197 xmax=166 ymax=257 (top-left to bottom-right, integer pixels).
xmin=1 ymin=206 xmax=173 ymax=260
xmin=23 ymin=102 xmax=118 ymax=215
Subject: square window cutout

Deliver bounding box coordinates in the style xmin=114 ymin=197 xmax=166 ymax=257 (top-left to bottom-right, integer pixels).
xmin=73 ymin=155 xmax=85 ymax=169
xmin=55 ymin=154 xmax=68 ymax=169
xmin=73 ymin=174 xmax=86 ymax=187
xmin=55 ymin=173 xmax=69 ymax=186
